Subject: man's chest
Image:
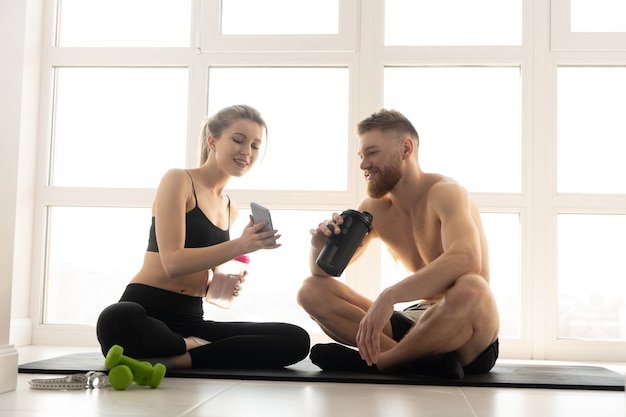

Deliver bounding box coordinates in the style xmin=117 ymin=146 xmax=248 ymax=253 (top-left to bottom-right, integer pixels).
xmin=374 ymin=210 xmax=443 ymax=270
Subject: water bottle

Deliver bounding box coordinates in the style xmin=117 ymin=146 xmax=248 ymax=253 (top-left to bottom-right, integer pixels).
xmin=206 ymin=255 xmax=250 ymax=308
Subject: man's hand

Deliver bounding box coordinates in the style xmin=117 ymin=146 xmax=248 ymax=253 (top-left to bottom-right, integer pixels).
xmin=356 ymin=293 xmax=394 ymax=366
xmin=310 ymin=212 xmax=344 ymax=249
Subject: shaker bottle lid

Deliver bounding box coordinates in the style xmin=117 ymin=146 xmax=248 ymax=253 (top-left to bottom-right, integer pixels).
xmin=234 ymin=255 xmax=250 ymax=264
xmin=342 ymin=209 xmax=373 ymax=229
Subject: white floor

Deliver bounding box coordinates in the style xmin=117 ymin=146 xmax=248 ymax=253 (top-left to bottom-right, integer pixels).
xmin=1 ymin=345 xmax=624 ymax=417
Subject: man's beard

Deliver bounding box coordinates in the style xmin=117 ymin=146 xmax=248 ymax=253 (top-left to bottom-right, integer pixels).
xmin=366 ymin=157 xmax=402 ymax=199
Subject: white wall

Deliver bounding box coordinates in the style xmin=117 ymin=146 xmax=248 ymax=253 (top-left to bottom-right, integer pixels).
xmin=0 ymin=0 xmax=43 ymax=393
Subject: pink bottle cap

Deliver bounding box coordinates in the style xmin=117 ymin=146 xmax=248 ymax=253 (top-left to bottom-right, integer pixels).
xmin=234 ymin=255 xmax=250 ymax=264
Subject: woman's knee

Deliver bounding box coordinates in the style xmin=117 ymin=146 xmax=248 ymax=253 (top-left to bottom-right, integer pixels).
xmin=96 ymin=302 xmax=146 ymax=353
xmin=98 ymin=301 xmax=145 ymax=327
xmin=286 ymin=323 xmax=311 ymax=357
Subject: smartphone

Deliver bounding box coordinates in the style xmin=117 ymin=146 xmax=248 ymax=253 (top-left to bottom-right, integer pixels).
xmin=250 ymin=202 xmax=274 ymax=233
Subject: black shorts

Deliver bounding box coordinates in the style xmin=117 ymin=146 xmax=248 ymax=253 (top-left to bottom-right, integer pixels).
xmin=389 ymin=303 xmax=499 ymax=375
xmin=462 ymin=339 xmax=499 ymax=375
xmin=389 ymin=303 xmax=431 ymax=341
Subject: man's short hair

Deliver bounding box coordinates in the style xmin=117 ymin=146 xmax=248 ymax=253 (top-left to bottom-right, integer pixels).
xmin=357 ymin=109 xmax=419 ymax=145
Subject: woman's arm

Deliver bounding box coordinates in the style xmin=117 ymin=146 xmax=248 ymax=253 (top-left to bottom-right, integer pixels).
xmin=153 ymin=169 xmax=277 ymax=278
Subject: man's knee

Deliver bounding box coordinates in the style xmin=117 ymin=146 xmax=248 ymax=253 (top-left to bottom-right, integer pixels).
xmin=297 ymin=276 xmax=322 ymax=314
xmin=447 ymin=274 xmax=494 ymax=312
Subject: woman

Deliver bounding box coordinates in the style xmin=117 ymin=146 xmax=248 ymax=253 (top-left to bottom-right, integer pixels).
xmin=97 ymin=104 xmax=310 ymax=369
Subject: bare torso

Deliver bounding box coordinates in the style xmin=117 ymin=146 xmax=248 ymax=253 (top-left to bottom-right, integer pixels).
xmin=359 ymin=173 xmax=490 ymax=295
xmin=129 ymin=168 xmax=232 ymax=297
xmin=130 ymin=252 xmax=209 ymax=296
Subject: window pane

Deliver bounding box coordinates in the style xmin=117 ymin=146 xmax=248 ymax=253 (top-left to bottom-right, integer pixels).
xmin=220 ymin=0 xmax=338 ymax=35
xmin=381 ymin=212 xmax=521 ymax=339
xmin=204 ymin=209 xmax=334 ymax=336
xmin=482 ymin=213 xmax=522 ymax=339
xmin=385 ymin=0 xmax=522 ymax=46
xmin=384 ymin=67 xmax=521 ymax=193
xmin=558 ymin=214 xmax=626 ymax=340
xmin=571 ymin=0 xmax=626 ymax=32
xmin=56 ymin=0 xmax=191 ymax=47
xmin=208 ymin=67 xmax=349 ymax=191
xmin=557 ymin=67 xmax=626 ymax=194
xmin=51 ymin=68 xmax=188 ymax=188
xmin=44 ymin=207 xmax=150 ymax=325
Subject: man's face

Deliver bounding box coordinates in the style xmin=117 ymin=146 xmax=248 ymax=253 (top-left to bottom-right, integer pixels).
xmin=358 ymin=130 xmax=403 ymax=199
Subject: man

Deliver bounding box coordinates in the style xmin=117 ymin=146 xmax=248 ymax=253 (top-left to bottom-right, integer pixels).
xmin=297 ymin=109 xmax=499 ymax=379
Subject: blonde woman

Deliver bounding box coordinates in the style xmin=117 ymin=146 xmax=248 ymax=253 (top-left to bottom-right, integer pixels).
xmin=97 ymin=105 xmax=310 ymax=369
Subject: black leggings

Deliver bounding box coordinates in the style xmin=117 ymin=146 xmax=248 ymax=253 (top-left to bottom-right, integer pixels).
xmin=96 ymin=284 xmax=310 ymax=369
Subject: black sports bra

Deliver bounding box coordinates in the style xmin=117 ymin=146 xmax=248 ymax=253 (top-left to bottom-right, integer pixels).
xmin=146 ymin=171 xmax=230 ymax=252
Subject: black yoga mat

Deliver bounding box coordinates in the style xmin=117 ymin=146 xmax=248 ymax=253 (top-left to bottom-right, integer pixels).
xmin=19 ymin=352 xmax=625 ymax=391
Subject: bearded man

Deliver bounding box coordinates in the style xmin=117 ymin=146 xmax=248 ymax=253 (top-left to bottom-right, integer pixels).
xmin=297 ymin=109 xmax=500 ymax=379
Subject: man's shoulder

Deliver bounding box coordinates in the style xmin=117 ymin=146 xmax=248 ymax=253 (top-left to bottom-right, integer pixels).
xmin=427 ymin=175 xmax=468 ymax=196
xmin=435 ymin=177 xmax=462 ymax=187
xmin=427 ymin=177 xmax=475 ymax=214
xmin=405 ymin=174 xmax=467 ymax=206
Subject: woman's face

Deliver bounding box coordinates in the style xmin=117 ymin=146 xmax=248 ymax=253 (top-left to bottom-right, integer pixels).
xmin=213 ymin=119 xmax=264 ymax=176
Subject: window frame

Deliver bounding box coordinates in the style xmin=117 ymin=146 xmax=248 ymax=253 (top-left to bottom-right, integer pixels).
xmin=551 ymin=0 xmax=626 ymax=51
xmin=22 ymin=0 xmax=626 ymax=363
xmin=200 ymin=0 xmax=358 ymax=52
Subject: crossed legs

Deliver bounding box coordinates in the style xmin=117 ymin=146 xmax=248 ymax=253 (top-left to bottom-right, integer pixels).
xmin=97 ymin=300 xmax=310 ymax=370
xmin=297 ymin=273 xmax=499 ymax=373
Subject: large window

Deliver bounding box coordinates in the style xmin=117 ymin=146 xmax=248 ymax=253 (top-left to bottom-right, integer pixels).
xmin=220 ymin=0 xmax=339 ymax=35
xmin=555 ymin=67 xmax=626 ymax=342
xmin=207 ymin=67 xmax=350 ymax=191
xmin=50 ymin=67 xmax=188 ymax=188
xmin=557 ymin=67 xmax=626 ymax=194
xmin=55 ymin=0 xmax=191 ymax=47
xmin=384 ymin=0 xmax=522 ymax=46
xmin=384 ymin=66 xmax=521 ymax=193
xmin=557 ymin=214 xmax=626 ymax=340
xmin=29 ymin=0 xmax=626 ymax=361
xmin=549 ymin=0 xmax=626 ymax=358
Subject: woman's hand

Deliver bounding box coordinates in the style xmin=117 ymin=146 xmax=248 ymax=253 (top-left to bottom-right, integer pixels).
xmin=232 ymin=270 xmax=247 ymax=297
xmin=237 ymin=217 xmax=281 ymax=253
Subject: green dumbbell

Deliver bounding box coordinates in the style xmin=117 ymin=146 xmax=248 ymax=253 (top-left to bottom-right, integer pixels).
xmin=133 ymin=361 xmax=158 ymax=386
xmin=108 ymin=364 xmax=134 ymax=390
xmin=105 ymin=345 xmax=166 ymax=389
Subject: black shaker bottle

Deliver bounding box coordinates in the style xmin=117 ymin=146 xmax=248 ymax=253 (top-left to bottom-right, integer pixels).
xmin=316 ymin=209 xmax=373 ymax=276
